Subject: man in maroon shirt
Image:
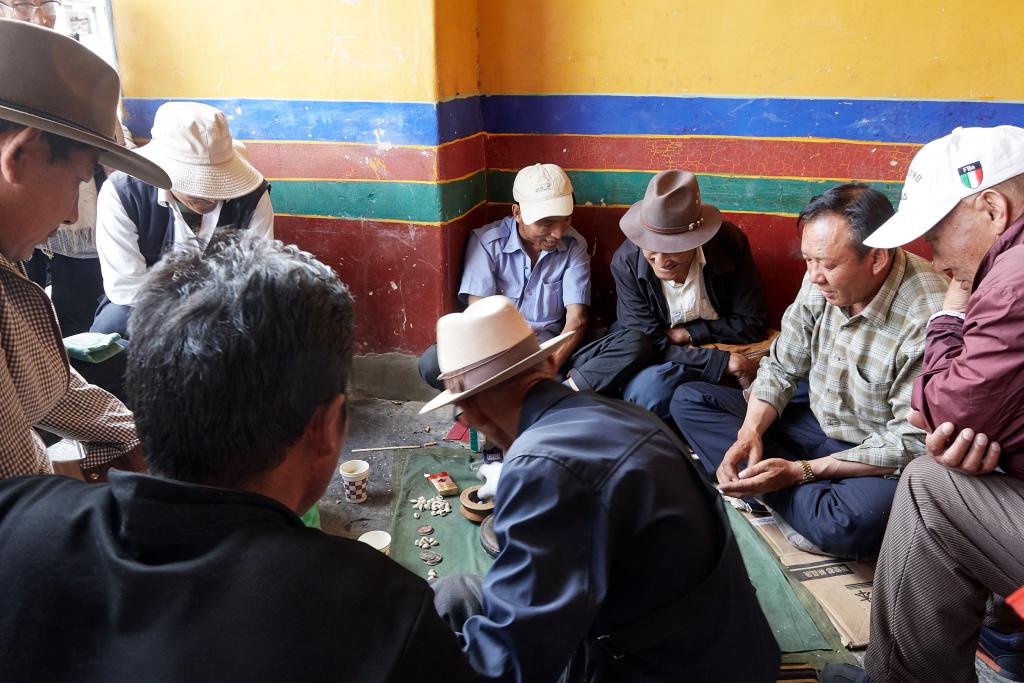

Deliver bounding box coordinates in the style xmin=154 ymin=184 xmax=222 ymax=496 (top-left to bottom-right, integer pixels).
xmin=823 ymin=126 xmax=1024 ymax=683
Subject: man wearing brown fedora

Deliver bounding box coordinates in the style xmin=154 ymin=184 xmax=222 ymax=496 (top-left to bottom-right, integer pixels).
xmin=0 ymin=19 xmax=170 ymax=479
xmin=421 ymin=296 xmax=779 ymax=682
xmin=672 ymin=184 xmax=947 ymax=560
xmin=611 ymin=170 xmax=770 ymax=422
xmin=92 ymin=101 xmax=273 ymax=338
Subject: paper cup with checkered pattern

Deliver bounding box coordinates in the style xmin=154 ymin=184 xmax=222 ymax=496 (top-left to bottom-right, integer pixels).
xmin=339 ymin=459 xmax=370 ymax=503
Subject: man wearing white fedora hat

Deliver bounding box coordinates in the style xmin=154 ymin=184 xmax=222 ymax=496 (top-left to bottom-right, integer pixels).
xmin=91 ymin=101 xmax=274 ymax=338
xmin=0 ymin=19 xmax=170 ymax=479
xmin=824 ymin=126 xmax=1024 ymax=683
xmin=422 ymin=296 xmax=779 ymax=682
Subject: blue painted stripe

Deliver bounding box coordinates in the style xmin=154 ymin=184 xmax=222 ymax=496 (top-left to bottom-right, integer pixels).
xmin=480 ymin=94 xmax=1024 ymax=143
xmin=124 ymin=94 xmax=1024 ymax=147
xmin=122 ymin=97 xmax=484 ymax=146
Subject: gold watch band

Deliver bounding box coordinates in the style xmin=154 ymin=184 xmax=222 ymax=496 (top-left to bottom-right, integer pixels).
xmin=797 ymin=459 xmax=814 ymax=485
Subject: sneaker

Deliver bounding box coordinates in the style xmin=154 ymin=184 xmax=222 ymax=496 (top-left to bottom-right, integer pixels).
xmin=978 ymin=625 xmax=1024 ymax=681
xmin=820 ymin=663 xmax=875 ymax=683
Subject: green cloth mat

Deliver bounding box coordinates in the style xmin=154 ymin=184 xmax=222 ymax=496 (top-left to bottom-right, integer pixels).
xmin=729 ymin=505 xmax=830 ymax=653
xmin=388 ymin=448 xmax=831 ymax=655
xmin=389 ymin=449 xmax=493 ymax=581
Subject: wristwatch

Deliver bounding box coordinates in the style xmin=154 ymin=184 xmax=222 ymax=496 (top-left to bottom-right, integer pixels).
xmin=796 ymin=460 xmax=814 ymax=485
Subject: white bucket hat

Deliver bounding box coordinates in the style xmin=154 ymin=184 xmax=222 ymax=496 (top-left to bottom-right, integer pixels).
xmin=0 ymin=19 xmax=169 ymax=188
xmin=135 ymin=102 xmax=264 ymax=200
xmin=419 ymin=296 xmax=575 ymax=414
xmin=865 ymin=125 xmax=1024 ymax=248
xmin=513 ymin=163 xmax=574 ymax=225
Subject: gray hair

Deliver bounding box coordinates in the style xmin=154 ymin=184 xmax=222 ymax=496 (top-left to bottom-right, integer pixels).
xmin=126 ymin=232 xmax=354 ymax=485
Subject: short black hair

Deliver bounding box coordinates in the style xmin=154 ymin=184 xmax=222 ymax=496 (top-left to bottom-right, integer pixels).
xmin=797 ymin=183 xmax=896 ymax=256
xmin=0 ymin=119 xmax=92 ymax=162
xmin=126 ymin=233 xmax=355 ymax=486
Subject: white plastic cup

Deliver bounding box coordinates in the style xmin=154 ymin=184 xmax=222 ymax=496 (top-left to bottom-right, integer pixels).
xmin=339 ymin=459 xmax=370 ymax=503
xmin=358 ymin=530 xmax=392 ymax=556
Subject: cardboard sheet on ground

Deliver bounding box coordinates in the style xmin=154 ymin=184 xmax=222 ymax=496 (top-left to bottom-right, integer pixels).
xmin=728 ymin=507 xmax=829 ymax=653
xmin=742 ymin=511 xmax=876 ymax=649
xmin=390 ymin=449 xmax=493 ymax=581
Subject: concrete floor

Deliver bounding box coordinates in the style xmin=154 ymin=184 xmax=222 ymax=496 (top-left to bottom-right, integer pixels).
xmin=320 ymin=395 xmax=1008 ymax=682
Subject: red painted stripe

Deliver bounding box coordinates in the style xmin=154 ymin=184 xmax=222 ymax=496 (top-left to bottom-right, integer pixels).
xmin=275 ymin=205 xmax=488 ymax=354
xmin=245 ymin=136 xmax=485 ymax=183
xmin=439 ymin=135 xmax=487 ymax=183
xmin=486 ymin=134 xmax=921 ymax=182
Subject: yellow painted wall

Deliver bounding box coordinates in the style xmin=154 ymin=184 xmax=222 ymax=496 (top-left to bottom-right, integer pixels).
xmin=478 ymin=0 xmax=1024 ymax=99
xmin=435 ymin=0 xmax=479 ymax=99
xmin=112 ymin=0 xmax=440 ymax=101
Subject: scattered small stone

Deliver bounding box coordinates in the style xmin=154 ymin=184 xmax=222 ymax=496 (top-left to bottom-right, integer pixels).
xmin=413 ymin=512 xmax=421 ymax=519
xmin=424 ymin=426 xmax=432 ymax=433
xmin=391 ymin=400 xmax=403 ymax=406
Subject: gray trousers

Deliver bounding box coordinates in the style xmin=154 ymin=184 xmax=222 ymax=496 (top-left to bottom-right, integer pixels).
xmin=865 ymin=457 xmax=1024 ymax=682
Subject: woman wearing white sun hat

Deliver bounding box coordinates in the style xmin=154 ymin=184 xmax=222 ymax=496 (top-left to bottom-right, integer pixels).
xmin=92 ymin=101 xmax=274 ymax=338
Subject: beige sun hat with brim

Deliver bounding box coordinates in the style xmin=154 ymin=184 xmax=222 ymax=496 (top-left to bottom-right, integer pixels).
xmin=620 ymin=170 xmax=722 ymax=253
xmin=419 ymin=295 xmax=575 ymax=414
xmin=134 ymin=102 xmax=264 ymax=200
xmin=0 ymin=19 xmax=169 ymax=189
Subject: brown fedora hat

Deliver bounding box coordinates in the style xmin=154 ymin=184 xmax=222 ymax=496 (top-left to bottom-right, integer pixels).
xmin=0 ymin=19 xmax=170 ymax=189
xmin=619 ymin=170 xmax=722 ymax=252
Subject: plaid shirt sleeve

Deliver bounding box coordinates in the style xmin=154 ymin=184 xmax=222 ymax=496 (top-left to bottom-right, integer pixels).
xmin=36 ymin=367 xmax=140 ymax=469
xmin=0 ymin=345 xmax=53 ymax=477
xmin=830 ymin=338 xmax=928 ymax=471
xmin=750 ymin=276 xmax=818 ymax=414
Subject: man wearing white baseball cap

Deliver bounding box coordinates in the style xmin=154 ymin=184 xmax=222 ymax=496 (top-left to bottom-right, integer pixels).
xmin=419 ymin=163 xmax=652 ymax=398
xmin=826 ymin=126 xmax=1024 ymax=683
xmin=0 ymin=19 xmax=170 ymax=479
xmin=92 ymin=101 xmax=274 ymax=338
xmin=423 ymin=295 xmax=778 ymax=682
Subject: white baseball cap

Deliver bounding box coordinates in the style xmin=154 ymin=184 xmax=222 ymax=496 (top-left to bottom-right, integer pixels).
xmin=865 ymin=125 xmax=1024 ymax=248
xmin=512 ymin=163 xmax=574 ymax=225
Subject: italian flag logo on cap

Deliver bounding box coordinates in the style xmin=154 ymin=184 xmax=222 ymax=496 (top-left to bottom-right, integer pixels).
xmin=958 ymin=161 xmax=984 ymax=189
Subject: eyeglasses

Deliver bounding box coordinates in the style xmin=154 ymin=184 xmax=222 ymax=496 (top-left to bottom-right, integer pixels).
xmin=0 ymin=0 xmax=62 ymax=19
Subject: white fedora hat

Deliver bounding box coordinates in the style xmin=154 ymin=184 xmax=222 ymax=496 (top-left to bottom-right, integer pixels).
xmin=135 ymin=102 xmax=264 ymax=200
xmin=419 ymin=296 xmax=575 ymax=414
xmin=0 ymin=19 xmax=169 ymax=188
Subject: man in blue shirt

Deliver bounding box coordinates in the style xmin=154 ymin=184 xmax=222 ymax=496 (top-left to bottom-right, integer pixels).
xmin=420 ymin=296 xmax=779 ymax=682
xmin=420 ymin=163 xmax=651 ymax=397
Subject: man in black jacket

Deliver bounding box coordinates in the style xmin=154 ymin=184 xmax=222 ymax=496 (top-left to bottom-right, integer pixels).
xmin=613 ymin=170 xmax=769 ymax=421
xmin=0 ymin=235 xmax=478 ymax=682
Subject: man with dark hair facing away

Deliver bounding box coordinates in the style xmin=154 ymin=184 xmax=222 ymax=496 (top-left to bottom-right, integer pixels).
xmin=0 ymin=234 xmax=478 ymax=681
xmin=672 ymin=183 xmax=947 ymax=560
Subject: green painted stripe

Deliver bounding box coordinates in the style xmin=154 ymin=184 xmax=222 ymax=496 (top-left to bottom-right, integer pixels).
xmin=487 ymin=170 xmax=903 ymax=216
xmin=271 ymin=172 xmax=486 ymax=223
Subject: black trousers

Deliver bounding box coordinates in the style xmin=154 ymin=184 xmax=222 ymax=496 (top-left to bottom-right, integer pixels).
xmin=23 ymin=251 xmax=105 ymax=337
xmin=418 ymin=329 xmax=654 ymax=398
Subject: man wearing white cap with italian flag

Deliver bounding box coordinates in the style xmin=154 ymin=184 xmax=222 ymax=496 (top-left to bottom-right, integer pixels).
xmin=825 ymin=126 xmax=1024 ymax=682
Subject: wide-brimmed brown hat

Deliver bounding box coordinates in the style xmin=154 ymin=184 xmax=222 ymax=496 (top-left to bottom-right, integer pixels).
xmin=419 ymin=296 xmax=574 ymax=414
xmin=0 ymin=19 xmax=170 ymax=188
xmin=619 ymin=170 xmax=722 ymax=252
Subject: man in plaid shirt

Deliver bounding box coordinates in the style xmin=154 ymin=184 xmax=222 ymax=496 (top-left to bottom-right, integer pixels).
xmin=671 ymin=184 xmax=947 ymax=559
xmin=0 ymin=19 xmax=171 ymax=480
